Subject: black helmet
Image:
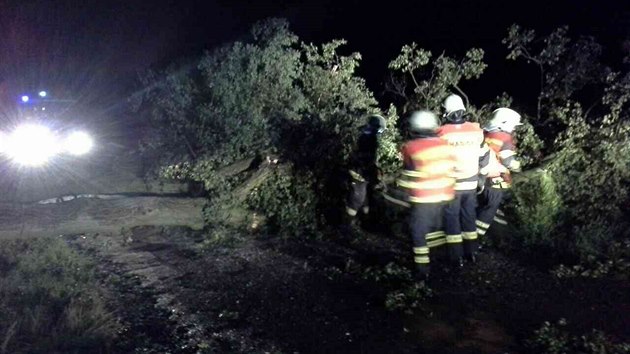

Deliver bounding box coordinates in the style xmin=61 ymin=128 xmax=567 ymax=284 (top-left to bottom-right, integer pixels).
xmin=366 ymin=114 xmax=386 ymax=134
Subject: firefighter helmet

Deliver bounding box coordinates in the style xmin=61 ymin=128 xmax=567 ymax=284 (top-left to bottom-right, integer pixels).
xmin=408 ymin=110 xmax=438 ymax=133
xmin=443 ymin=94 xmax=466 ymax=114
xmin=443 ymin=94 xmax=466 ymax=123
xmin=366 ymin=114 xmax=387 ymax=134
xmin=486 ymin=108 xmax=522 ymax=133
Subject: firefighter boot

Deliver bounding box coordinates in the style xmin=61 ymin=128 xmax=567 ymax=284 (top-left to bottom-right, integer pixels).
xmin=340 ymin=215 xmax=362 ymax=239
xmin=414 ymin=264 xmax=430 ymax=283
xmin=448 ymin=243 xmax=464 ymax=270
xmin=465 ymin=253 xmax=477 ymax=264
xmin=463 ymin=239 xmax=478 ymax=264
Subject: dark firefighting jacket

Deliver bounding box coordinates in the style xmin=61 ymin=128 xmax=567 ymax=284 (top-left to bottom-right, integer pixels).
xmin=348 ymin=130 xmax=379 ymax=184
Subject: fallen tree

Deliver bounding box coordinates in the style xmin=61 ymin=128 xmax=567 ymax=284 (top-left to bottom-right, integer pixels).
xmin=0 ymin=196 xmax=205 ymax=239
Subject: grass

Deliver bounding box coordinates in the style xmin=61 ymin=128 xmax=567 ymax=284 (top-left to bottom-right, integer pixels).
xmin=0 ymin=236 xmax=118 ymax=354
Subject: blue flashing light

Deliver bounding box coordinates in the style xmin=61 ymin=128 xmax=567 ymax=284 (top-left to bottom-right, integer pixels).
xmin=21 ymin=95 xmax=29 ymax=103
xmin=38 ymin=91 xmax=47 ymax=97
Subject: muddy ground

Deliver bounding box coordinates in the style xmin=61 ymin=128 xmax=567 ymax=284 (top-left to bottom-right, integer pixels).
xmin=67 ymin=224 xmax=630 ymax=354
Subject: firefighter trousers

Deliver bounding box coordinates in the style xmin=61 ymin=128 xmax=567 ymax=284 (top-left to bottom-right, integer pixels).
xmin=409 ymin=203 xmax=443 ymax=277
xmin=475 ymin=186 xmax=505 ymax=238
xmin=444 ymin=190 xmax=478 ymax=262
xmin=346 ymin=180 xmax=370 ymax=217
xmin=347 ymin=180 xmax=366 ymax=216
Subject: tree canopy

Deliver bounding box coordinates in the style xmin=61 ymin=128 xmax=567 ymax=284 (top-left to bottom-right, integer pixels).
xmin=134 ymin=18 xmax=630 ymax=275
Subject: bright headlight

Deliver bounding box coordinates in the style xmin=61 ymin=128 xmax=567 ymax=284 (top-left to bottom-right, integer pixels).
xmin=6 ymin=124 xmax=60 ymax=166
xmin=0 ymin=132 xmax=7 ymax=154
xmin=64 ymin=131 xmax=93 ymax=156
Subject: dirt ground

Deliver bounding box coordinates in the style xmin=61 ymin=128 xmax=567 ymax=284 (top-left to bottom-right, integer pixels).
xmin=67 ymin=224 xmax=630 ymax=353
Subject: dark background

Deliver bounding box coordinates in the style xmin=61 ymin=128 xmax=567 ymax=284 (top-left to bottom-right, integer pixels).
xmin=0 ymin=0 xmax=628 ymax=122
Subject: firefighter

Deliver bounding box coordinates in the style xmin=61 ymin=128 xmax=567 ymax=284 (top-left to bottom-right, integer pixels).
xmin=437 ymin=94 xmax=489 ymax=266
xmin=476 ymin=108 xmax=522 ymax=238
xmin=344 ymin=114 xmax=386 ymax=229
xmin=397 ymin=110 xmax=456 ymax=281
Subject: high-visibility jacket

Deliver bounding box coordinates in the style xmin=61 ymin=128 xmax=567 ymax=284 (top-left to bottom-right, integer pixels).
xmin=437 ymin=122 xmax=489 ymax=191
xmin=397 ymin=136 xmax=456 ymax=203
xmin=484 ymin=131 xmax=520 ymax=188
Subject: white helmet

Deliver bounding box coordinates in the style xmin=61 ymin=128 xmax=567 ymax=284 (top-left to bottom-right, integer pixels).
xmin=409 ymin=110 xmax=439 ymax=133
xmin=487 ymin=108 xmax=522 ymax=133
xmin=443 ymin=94 xmax=466 ymax=115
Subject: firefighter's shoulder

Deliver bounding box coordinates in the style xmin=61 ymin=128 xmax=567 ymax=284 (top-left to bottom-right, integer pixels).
xmin=485 ymin=131 xmax=514 ymax=147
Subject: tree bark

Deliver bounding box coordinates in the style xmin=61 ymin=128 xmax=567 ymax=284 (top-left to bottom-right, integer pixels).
xmin=0 ymin=196 xmax=205 ymax=239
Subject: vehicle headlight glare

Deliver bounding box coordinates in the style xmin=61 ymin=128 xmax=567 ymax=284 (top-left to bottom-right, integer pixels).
xmin=6 ymin=124 xmax=60 ymax=166
xmin=64 ymin=131 xmax=93 ymax=156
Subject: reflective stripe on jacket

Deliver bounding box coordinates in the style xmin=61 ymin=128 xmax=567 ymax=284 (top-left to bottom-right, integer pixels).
xmin=485 ymin=131 xmax=520 ymax=186
xmin=397 ymin=137 xmax=456 ymax=203
xmin=437 ymin=122 xmax=487 ymax=191
xmin=485 ymin=149 xmax=508 ymax=179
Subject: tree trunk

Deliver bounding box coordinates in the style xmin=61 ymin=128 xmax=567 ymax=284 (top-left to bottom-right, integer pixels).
xmin=0 ymin=196 xmax=205 ymax=239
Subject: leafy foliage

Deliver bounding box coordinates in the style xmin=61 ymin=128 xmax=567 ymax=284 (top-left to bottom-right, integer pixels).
xmin=503 ymin=24 xmax=610 ymax=128
xmin=137 ymin=18 xmax=305 ymax=170
xmin=528 ymin=319 xmax=630 ymax=354
xmin=376 ymin=104 xmax=403 ymax=175
xmin=504 ymin=25 xmax=630 ymax=269
xmin=247 ymin=167 xmax=320 ymax=237
xmin=362 ymin=262 xmax=433 ymax=315
xmin=384 ymin=282 xmax=433 ymax=315
xmin=510 ymin=169 xmax=563 ymax=255
xmin=137 ymin=18 xmax=381 ymax=235
xmin=387 ymin=42 xmax=487 ymax=117
xmin=551 ymin=240 xmax=630 ymax=280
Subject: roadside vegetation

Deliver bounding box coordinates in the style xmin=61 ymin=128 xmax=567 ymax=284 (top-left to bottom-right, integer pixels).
xmin=0 ymin=237 xmax=118 ymax=354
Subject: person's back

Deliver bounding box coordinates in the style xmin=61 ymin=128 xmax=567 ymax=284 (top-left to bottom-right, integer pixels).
xmin=400 ymin=136 xmax=455 ymax=203
xmin=344 ymin=114 xmax=386 ymax=224
xmin=437 ymin=121 xmax=485 ymax=191
xmin=437 ymin=94 xmax=489 ymax=266
xmin=350 ymin=130 xmax=379 ymax=184
xmin=476 ymin=108 xmax=523 ymax=237
xmin=397 ymin=110 xmax=455 ymax=281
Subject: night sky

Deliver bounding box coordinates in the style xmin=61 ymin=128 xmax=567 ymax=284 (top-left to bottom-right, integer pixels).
xmin=0 ymin=0 xmax=629 ymax=115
